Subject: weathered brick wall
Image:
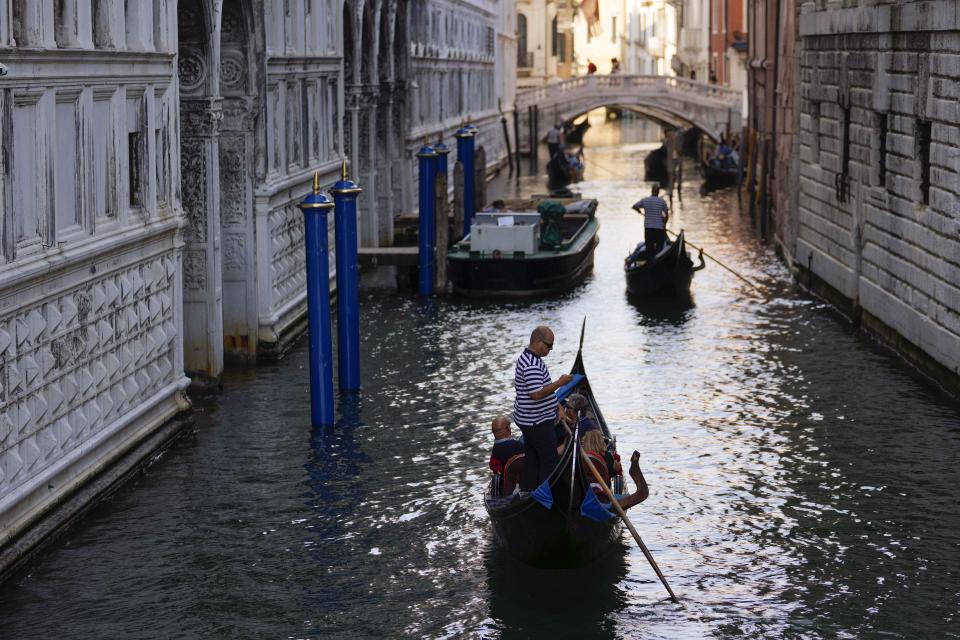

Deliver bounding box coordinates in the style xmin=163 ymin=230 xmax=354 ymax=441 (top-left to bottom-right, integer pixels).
xmin=796 ymin=2 xmax=960 ymax=377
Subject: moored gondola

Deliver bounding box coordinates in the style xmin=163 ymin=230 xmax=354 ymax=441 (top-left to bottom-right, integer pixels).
xmin=624 ymin=229 xmax=705 ymax=297
xmin=701 ymin=160 xmax=741 ymax=186
xmin=484 ymin=330 xmax=625 ymax=567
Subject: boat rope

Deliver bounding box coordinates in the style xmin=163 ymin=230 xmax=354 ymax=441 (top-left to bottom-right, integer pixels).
xmin=665 ymin=228 xmax=765 ymax=294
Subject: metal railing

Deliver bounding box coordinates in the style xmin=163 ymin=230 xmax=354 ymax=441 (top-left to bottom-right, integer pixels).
xmin=517 ymin=51 xmax=534 ymax=68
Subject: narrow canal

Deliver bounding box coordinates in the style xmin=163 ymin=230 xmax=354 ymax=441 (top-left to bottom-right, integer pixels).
xmin=2 ymin=114 xmax=959 ymax=639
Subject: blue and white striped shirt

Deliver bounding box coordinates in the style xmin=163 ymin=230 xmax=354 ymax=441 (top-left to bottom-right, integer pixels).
xmin=513 ymin=348 xmax=557 ymax=427
xmin=634 ymin=195 xmax=669 ymax=229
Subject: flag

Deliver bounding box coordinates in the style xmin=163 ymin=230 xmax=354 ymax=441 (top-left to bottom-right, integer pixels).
xmin=532 ymin=479 xmax=554 ymax=509
xmin=580 ymin=488 xmax=616 ymax=522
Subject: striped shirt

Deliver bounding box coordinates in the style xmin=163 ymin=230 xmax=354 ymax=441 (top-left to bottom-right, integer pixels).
xmin=634 ymin=195 xmax=669 ymax=229
xmin=513 ymin=348 xmax=557 ymax=427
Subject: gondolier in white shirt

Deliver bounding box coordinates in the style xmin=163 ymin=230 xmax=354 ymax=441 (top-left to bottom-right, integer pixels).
xmin=513 ymin=326 xmax=572 ymax=492
xmin=632 ymin=184 xmax=670 ymax=263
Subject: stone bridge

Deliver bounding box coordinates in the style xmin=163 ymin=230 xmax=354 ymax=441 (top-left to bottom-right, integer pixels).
xmin=515 ymin=75 xmax=742 ymax=145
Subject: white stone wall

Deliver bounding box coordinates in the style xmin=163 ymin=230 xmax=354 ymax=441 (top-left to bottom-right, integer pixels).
xmin=796 ymin=1 xmax=960 ymax=375
xmin=407 ymin=0 xmax=513 ymax=191
xmin=0 ymin=0 xmax=190 ymax=544
xmin=256 ymin=2 xmax=343 ymax=352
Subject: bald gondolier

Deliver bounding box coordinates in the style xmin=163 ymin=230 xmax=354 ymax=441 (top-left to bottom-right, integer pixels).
xmin=632 ymin=184 xmax=670 ymax=262
xmin=514 ymin=326 xmax=572 ymax=491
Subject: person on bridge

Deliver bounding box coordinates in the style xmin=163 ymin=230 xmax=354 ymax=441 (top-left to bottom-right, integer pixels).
xmin=587 ymin=59 xmax=597 ymax=74
xmin=514 ymin=326 xmax=572 ymax=492
xmin=632 ymin=184 xmax=670 ymax=262
xmin=546 ymin=123 xmax=564 ymax=161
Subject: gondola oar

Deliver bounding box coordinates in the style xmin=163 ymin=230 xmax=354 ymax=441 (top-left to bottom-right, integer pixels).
xmin=580 ymin=448 xmax=680 ymax=603
xmin=562 ymin=422 xmax=680 ymax=604
xmin=664 ymin=228 xmax=763 ymax=293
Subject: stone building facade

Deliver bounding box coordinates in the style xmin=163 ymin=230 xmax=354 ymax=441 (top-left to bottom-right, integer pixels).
xmin=767 ymin=1 xmax=960 ymax=390
xmin=0 ymin=0 xmax=515 ymax=566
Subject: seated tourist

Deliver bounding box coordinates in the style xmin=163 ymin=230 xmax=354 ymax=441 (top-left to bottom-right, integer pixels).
xmin=581 ymin=429 xmax=622 ymax=478
xmin=489 ymin=415 xmax=524 ymax=475
xmin=580 ymin=435 xmax=650 ymax=512
xmin=558 ymin=393 xmax=599 ymax=434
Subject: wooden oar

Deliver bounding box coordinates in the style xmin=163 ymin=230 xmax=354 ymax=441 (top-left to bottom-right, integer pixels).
xmin=561 ymin=422 xmax=679 ymax=604
xmin=579 ymin=448 xmax=679 ymax=603
xmin=664 ymin=228 xmax=763 ymax=293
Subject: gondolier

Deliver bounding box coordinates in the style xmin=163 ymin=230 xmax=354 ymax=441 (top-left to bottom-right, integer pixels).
xmin=632 ymin=184 xmax=670 ymax=262
xmin=514 ymin=326 xmax=572 ymax=491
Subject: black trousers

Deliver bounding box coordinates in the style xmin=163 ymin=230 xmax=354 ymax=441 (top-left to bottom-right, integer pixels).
xmin=547 ymin=142 xmax=560 ymax=160
xmin=645 ymin=227 xmax=666 ymax=262
xmin=518 ymin=419 xmax=560 ymax=491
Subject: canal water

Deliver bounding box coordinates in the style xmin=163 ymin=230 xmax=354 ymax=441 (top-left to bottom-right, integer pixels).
xmin=2 ymin=114 xmax=959 ymax=639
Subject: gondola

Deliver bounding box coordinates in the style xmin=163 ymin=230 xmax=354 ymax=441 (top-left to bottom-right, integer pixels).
xmin=701 ymin=159 xmax=741 ymax=186
xmin=484 ymin=326 xmax=624 ymax=567
xmin=643 ymin=144 xmax=668 ymax=182
xmin=624 ymin=229 xmax=705 ymax=297
xmin=564 ymin=118 xmax=591 ymax=146
xmin=547 ymin=150 xmax=584 ymax=192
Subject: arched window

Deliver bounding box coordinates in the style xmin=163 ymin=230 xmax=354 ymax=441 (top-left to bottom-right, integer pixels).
xmin=517 ymin=14 xmax=528 ymax=67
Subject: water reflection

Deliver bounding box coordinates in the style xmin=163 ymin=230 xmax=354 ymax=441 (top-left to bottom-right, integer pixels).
xmin=625 ymin=291 xmax=696 ymax=325
xmin=485 ymin=542 xmax=630 ymax=640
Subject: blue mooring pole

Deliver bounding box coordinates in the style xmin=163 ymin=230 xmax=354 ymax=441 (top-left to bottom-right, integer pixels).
xmin=416 ymin=144 xmax=438 ymax=296
xmin=298 ymin=172 xmax=335 ymax=426
xmin=331 ymin=159 xmax=362 ymax=391
xmin=455 ymin=125 xmax=476 ymax=238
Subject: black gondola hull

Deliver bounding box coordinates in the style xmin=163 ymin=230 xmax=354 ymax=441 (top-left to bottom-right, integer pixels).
xmin=624 ymin=230 xmax=696 ymax=297
xmin=484 ymin=349 xmax=622 ymax=567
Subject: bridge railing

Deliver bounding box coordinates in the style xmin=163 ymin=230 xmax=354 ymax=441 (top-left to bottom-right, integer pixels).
xmin=515 ymin=74 xmax=741 ymax=111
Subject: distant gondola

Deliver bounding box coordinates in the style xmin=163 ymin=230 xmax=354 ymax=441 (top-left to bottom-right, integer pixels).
xmin=701 ymin=160 xmax=740 ymax=186
xmin=484 ymin=330 xmax=624 ymax=566
xmin=624 ymin=229 xmax=704 ymax=297
xmin=547 ymin=150 xmax=584 ymax=195
xmin=564 ymin=119 xmax=591 ymax=146
xmin=643 ymin=144 xmax=668 ymax=182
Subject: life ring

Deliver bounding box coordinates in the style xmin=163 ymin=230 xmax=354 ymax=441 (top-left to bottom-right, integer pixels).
xmin=492 ymin=249 xmax=503 ymax=259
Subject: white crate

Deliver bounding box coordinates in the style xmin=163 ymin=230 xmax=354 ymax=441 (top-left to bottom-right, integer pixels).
xmin=470 ymin=219 xmax=538 ymax=254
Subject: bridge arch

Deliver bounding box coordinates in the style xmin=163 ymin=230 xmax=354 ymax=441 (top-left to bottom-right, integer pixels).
xmin=516 ymin=75 xmax=741 ymax=149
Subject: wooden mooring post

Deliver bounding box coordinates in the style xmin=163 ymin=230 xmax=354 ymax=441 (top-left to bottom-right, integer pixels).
xmin=474 ymin=145 xmax=487 ymax=212
xmin=434 ymin=170 xmax=448 ymax=295
xmin=453 ymin=161 xmax=465 ymax=241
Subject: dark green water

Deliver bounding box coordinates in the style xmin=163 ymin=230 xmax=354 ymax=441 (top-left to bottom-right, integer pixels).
xmin=2 ymin=116 xmax=959 ymax=639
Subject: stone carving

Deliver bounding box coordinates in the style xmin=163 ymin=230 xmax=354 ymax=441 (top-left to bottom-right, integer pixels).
xmin=220 ymin=53 xmax=246 ymax=92
xmin=219 ymin=135 xmax=247 ymax=226
xmin=0 ymin=252 xmax=178 ymax=498
xmin=223 ymin=233 xmax=245 ymax=271
xmin=180 ymin=139 xmax=208 ymax=242
xmin=269 ymin=205 xmax=310 ymax=309
xmin=183 ymin=249 xmax=207 ymax=291
xmin=178 ymin=48 xmax=207 ymax=93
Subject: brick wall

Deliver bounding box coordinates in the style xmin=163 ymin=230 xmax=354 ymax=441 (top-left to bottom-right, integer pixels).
xmin=796 ymin=2 xmax=960 ymax=379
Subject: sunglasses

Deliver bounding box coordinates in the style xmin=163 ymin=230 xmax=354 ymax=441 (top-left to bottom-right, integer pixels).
xmin=541 ymin=340 xmax=554 ymax=350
